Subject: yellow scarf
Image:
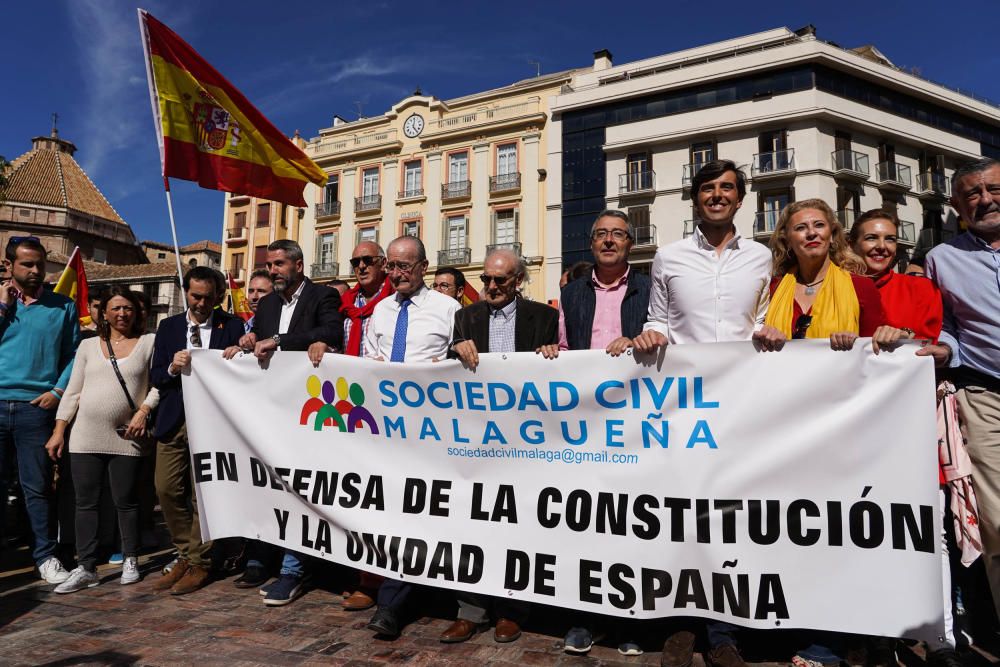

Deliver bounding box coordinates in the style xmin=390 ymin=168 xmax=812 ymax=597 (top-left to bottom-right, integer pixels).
xmin=765 ymin=262 xmax=859 ymax=338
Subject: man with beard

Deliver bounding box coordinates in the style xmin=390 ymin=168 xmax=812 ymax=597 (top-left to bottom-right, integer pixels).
xmin=920 ymin=157 xmax=1000 ymax=625
xmin=150 ymin=267 xmax=244 ymax=595
xmin=0 ymin=236 xmax=79 ymax=584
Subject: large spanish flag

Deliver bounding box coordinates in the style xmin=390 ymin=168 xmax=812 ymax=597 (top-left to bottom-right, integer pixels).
xmin=138 ymin=10 xmax=326 ymax=206
xmin=53 ymin=246 xmax=91 ymax=326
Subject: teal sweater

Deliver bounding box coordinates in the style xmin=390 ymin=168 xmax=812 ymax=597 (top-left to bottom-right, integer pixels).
xmin=0 ymin=290 xmax=80 ymax=401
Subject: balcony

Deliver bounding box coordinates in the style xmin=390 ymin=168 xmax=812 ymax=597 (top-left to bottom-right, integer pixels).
xmin=425 ymin=98 xmax=542 ymax=138
xmin=313 ymin=129 xmax=401 ymax=161
xmin=753 ymin=210 xmax=781 ymax=238
xmin=315 ymin=201 xmax=341 ymax=219
xmin=228 ymin=193 xmax=250 ymax=205
xmin=490 ymin=172 xmax=521 ymax=194
xmin=226 ymin=227 xmax=247 ymax=244
xmin=831 ymin=150 xmax=870 ymax=180
xmin=836 ymin=209 xmax=859 ymax=230
xmin=633 ymin=224 xmax=656 ymax=246
xmin=897 ymin=220 xmax=917 ymax=246
xmin=619 ymin=170 xmax=656 ymax=195
xmin=442 ymin=180 xmax=471 ymax=201
xmin=681 ymin=163 xmax=706 ymax=190
xmin=354 ymin=195 xmax=382 ymax=214
xmin=398 ymin=188 xmax=425 ymax=200
xmin=875 ymin=161 xmax=912 ymax=190
xmin=437 ymin=247 xmax=471 ymax=266
xmin=916 ymin=172 xmax=951 ymax=199
xmin=486 ymin=241 xmax=522 ymax=256
xmin=310 ymin=262 xmax=340 ymax=279
xmin=683 ymin=219 xmax=696 ymax=238
xmin=751 ymin=149 xmax=796 ymax=179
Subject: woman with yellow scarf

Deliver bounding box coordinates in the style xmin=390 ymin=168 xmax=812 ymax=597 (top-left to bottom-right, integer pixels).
xmin=761 ymin=199 xmax=892 ymax=350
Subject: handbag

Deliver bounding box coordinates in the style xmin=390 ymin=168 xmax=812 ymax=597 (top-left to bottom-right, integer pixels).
xmin=105 ymin=337 xmax=157 ymax=453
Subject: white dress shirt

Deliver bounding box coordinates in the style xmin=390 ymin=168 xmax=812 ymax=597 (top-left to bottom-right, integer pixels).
xmin=364 ymin=284 xmax=460 ymax=362
xmin=185 ymin=311 xmax=213 ymax=350
xmin=278 ymin=280 xmax=305 ymax=335
xmin=643 ymin=226 xmax=772 ymax=344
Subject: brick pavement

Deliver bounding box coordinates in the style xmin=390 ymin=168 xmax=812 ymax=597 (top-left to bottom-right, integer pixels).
xmin=0 ymin=548 xmax=997 ymax=667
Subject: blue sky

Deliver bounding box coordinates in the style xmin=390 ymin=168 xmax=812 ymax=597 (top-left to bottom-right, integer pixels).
xmin=3 ymin=0 xmax=997 ymax=247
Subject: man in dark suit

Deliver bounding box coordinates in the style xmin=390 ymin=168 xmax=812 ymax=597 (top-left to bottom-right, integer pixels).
xmin=442 ymin=248 xmax=557 ymax=644
xmin=150 ymin=267 xmax=244 ymax=596
xmin=229 ymin=239 xmax=343 ymax=605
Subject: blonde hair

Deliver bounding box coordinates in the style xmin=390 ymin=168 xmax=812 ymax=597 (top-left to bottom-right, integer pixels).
xmin=769 ymin=199 xmax=867 ymax=276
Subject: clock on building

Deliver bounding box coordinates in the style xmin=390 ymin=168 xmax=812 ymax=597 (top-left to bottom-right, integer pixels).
xmin=403 ymin=113 xmax=424 ymax=138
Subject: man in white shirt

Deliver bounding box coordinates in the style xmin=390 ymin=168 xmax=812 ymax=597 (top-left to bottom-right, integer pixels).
xmin=365 ymin=236 xmax=459 ymax=638
xmin=363 ymin=236 xmax=460 ymax=363
xmin=632 ymin=160 xmax=773 ymax=667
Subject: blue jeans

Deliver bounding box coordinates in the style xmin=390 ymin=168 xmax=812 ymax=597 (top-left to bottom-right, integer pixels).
xmin=0 ymin=400 xmax=57 ymax=564
xmin=706 ymin=621 xmax=738 ymax=649
xmin=280 ymin=550 xmax=306 ymax=578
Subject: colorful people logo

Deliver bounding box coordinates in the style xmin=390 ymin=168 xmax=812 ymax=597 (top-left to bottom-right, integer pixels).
xmin=300 ymin=375 xmax=379 ymax=434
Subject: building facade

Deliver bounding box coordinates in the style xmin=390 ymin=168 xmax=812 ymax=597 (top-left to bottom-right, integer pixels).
xmin=142 ymin=239 xmax=221 ymax=272
xmin=1 ymin=129 xmax=146 ymax=277
xmin=546 ymin=28 xmax=1000 ymax=296
xmin=297 ymin=71 xmax=577 ymax=302
xmin=87 ymin=262 xmax=185 ymax=331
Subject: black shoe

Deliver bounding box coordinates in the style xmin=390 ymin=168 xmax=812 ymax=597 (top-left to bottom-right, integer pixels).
xmin=926 ymin=648 xmax=964 ymax=667
xmin=367 ymin=607 xmax=400 ymax=637
xmin=233 ymin=565 xmax=269 ymax=589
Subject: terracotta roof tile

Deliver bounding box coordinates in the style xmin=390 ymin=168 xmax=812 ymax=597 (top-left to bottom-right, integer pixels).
xmin=86 ymin=262 xmax=180 ymax=281
xmin=180 ymin=240 xmax=221 ymax=254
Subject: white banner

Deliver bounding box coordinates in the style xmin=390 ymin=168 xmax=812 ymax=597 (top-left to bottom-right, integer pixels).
xmin=183 ymin=341 xmax=943 ymax=637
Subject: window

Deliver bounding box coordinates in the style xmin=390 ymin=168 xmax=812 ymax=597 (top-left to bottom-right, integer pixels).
xmin=157 ymin=252 xmax=166 ymax=260
xmin=234 ymin=211 xmax=246 ymax=228
xmin=230 ymin=253 xmax=244 ymax=274
xmin=357 ymin=226 xmax=378 ymax=245
xmin=448 ymin=151 xmax=469 ymax=183
xmin=625 ymin=152 xmax=652 ymax=191
xmin=93 ymin=248 xmax=108 ymax=263
xmin=497 ymin=144 xmax=517 ymax=176
xmin=324 ymin=176 xmax=339 ymax=203
xmin=445 ymin=214 xmax=467 ymax=250
xmin=316 ymin=232 xmax=336 ymax=267
xmin=256 ymin=203 xmax=270 ymax=227
xmin=629 ymin=205 xmax=650 ymax=231
xmin=403 ymin=161 xmax=422 ymax=197
xmin=362 ymin=168 xmax=379 ymax=201
xmin=492 ymin=209 xmax=518 ymax=245
xmin=758 ymin=189 xmax=792 ymax=232
xmin=402 ymin=220 xmax=420 ymax=237
xmin=254 ymin=245 xmax=268 ymax=269
xmin=690 ymin=141 xmax=715 ymax=168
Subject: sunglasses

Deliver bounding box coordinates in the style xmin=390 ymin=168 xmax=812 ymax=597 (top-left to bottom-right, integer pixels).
xmin=6 ymin=235 xmax=40 ymax=246
xmin=480 ymin=274 xmax=513 ymax=287
xmin=792 ymin=314 xmax=813 ymax=340
xmin=349 ymin=255 xmax=383 ymax=269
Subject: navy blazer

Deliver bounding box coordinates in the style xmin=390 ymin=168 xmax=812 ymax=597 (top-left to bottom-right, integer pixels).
xmin=450 ymin=298 xmax=559 ymax=355
xmin=251 ymin=278 xmax=343 ymax=351
xmin=150 ymin=309 xmax=244 ymax=439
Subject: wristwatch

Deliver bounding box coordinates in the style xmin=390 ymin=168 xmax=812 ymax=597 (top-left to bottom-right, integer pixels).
xmin=271 ymin=334 xmax=281 ymax=347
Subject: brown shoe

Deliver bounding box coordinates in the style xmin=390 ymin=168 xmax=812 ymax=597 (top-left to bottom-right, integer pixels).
xmin=707 ymin=644 xmax=747 ymax=667
xmin=494 ymin=618 xmax=522 ymax=643
xmin=439 ymin=619 xmax=486 ymax=643
xmin=151 ymin=559 xmax=189 ymax=592
xmin=169 ymin=564 xmax=211 ymax=596
xmin=661 ymin=631 xmax=696 ymax=667
xmin=343 ymin=590 xmax=376 ymax=611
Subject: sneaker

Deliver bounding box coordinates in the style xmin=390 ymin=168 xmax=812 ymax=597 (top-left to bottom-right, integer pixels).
xmin=263 ymin=574 xmax=305 ymax=606
xmin=39 ymin=556 xmax=71 ymax=584
xmin=564 ymin=626 xmax=594 ymax=654
xmin=259 ymin=579 xmax=277 ymax=596
xmin=618 ymin=640 xmax=643 ymax=656
xmin=121 ymin=557 xmax=140 ymax=585
xmin=54 ymin=566 xmax=100 ymax=594
xmin=108 ymin=552 xmax=124 ymax=565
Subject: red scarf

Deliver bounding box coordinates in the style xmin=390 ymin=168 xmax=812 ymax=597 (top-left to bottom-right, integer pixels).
xmin=340 ymin=277 xmax=394 ymax=356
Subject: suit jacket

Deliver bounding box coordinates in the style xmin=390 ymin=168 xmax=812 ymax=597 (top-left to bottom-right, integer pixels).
xmin=150 ymin=309 xmax=244 ymax=439
xmin=251 ymin=278 xmax=344 ymax=352
xmin=450 ymin=298 xmax=559 ymax=355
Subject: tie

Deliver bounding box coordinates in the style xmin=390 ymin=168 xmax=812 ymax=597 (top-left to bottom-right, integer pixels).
xmin=389 ymin=299 xmax=411 ymax=363
xmin=189 ymin=323 xmax=202 ymax=348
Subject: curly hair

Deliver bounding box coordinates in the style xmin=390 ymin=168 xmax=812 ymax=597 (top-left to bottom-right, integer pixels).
xmin=768 ymin=199 xmax=867 ymax=276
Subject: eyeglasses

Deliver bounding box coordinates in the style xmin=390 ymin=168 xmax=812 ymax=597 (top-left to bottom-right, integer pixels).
xmin=385 ymin=260 xmax=422 ymax=273
xmin=792 ymin=314 xmax=813 ymax=340
xmin=349 ymin=255 xmax=383 ymax=269
xmin=480 ymin=274 xmax=513 ymax=287
xmin=432 ymin=282 xmax=454 ymax=290
xmin=591 ymin=228 xmax=631 ymax=242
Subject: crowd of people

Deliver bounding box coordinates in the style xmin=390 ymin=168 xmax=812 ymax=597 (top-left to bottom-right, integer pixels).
xmin=1 ymin=156 xmax=998 ymax=667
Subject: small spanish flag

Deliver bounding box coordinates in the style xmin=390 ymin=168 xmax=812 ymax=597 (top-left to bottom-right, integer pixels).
xmin=460 ymin=282 xmax=480 ymax=306
xmin=227 ymin=271 xmax=252 ymax=322
xmin=138 ymin=10 xmax=326 ymax=206
xmin=53 ymin=246 xmax=91 ymax=326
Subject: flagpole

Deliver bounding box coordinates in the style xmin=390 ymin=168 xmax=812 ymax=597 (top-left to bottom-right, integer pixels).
xmin=163 ymin=177 xmax=186 ymax=299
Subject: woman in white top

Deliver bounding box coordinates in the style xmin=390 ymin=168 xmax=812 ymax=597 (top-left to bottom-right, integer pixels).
xmin=45 ymin=285 xmax=159 ymax=592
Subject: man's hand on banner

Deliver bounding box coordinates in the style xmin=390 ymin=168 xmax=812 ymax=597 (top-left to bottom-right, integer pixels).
xmin=535 ymin=344 xmax=559 ymax=359
xmin=169 ymin=350 xmax=192 ymax=375
xmin=222 ymin=345 xmax=245 ymax=360
xmin=916 ymin=342 xmax=952 ymax=367
xmin=632 ymin=330 xmax=667 ymax=354
xmin=871 ymin=326 xmax=908 ymax=355
xmin=752 ymin=325 xmax=786 ymax=352
xmin=605 ymin=337 xmax=633 ymax=357
xmin=307 ymin=342 xmax=334 ymax=367
xmin=238 ymin=332 xmax=257 ymax=350
xmin=453 ymin=340 xmax=480 ymax=369
xmin=254 ymin=337 xmax=277 ymax=361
